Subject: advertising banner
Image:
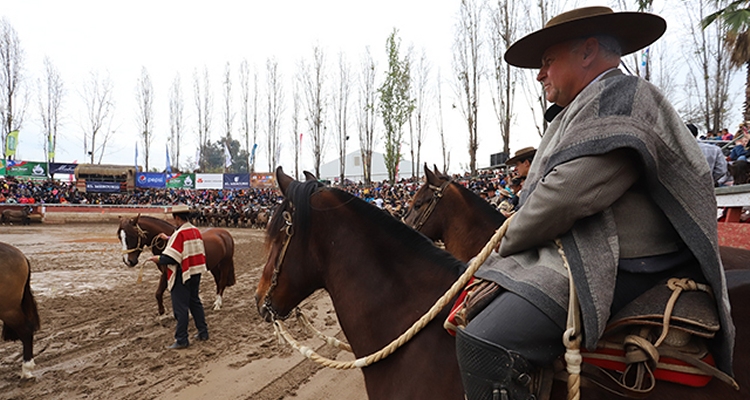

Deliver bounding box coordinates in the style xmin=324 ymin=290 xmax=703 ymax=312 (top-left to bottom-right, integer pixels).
xmin=86 ymin=181 xmax=121 ymax=193
xmin=223 ymin=173 xmax=250 ymax=190
xmin=135 ymin=172 xmax=166 ymax=188
xmin=49 ymin=163 xmax=77 ymax=175
xmin=6 ymin=161 xmax=48 ymax=178
xmin=166 ymin=173 xmax=195 ymax=189
xmin=251 ymin=173 xmax=275 ymax=188
xmin=195 ymin=173 xmax=223 ymax=189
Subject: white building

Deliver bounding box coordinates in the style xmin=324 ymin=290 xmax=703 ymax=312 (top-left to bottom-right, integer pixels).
xmin=317 ymin=151 xmax=414 ymax=183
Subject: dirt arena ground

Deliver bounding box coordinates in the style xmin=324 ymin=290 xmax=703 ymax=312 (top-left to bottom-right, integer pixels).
xmin=0 ymin=223 xmax=366 ymax=400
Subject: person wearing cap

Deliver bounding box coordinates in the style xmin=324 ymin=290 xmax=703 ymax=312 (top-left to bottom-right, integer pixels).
xmin=148 ymin=205 xmax=209 ymax=349
xmin=455 ymin=6 xmax=734 ymax=399
xmin=688 ymin=123 xmax=730 ymax=186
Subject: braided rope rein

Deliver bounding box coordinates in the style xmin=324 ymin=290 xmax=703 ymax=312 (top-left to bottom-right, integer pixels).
xmin=273 ymin=215 xmax=514 ymax=370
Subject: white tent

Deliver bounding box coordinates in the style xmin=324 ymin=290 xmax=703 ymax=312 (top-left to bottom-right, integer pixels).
xmin=317 ymin=151 xmax=413 ymax=182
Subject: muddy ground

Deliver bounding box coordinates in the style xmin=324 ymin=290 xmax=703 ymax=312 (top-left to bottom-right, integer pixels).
xmin=0 ymin=223 xmax=366 ymax=400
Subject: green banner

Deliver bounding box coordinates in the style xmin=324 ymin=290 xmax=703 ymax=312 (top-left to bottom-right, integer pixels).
xmin=166 ymin=173 xmax=195 ymax=189
xmin=5 ymin=130 xmax=19 ymax=157
xmin=0 ymin=159 xmax=5 ymax=176
xmin=7 ymin=161 xmax=48 ymax=178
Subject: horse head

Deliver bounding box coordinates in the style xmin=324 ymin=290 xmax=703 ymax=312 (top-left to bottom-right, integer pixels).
xmin=255 ymin=166 xmax=326 ymax=322
xmin=117 ymin=215 xmax=145 ymax=267
xmin=402 ymin=163 xmax=451 ymax=238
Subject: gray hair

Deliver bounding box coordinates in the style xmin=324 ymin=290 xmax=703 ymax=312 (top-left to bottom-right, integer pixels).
xmin=569 ymin=35 xmax=622 ymax=58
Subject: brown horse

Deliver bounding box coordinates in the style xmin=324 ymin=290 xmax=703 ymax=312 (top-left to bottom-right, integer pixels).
xmin=404 ymin=164 xmax=750 ymax=271
xmin=117 ymin=215 xmax=236 ymax=314
xmin=0 ymin=242 xmax=40 ymax=379
xmin=1 ymin=205 xmax=33 ymax=225
xmin=258 ymin=167 xmax=750 ymax=399
xmin=256 ymin=167 xmax=465 ymax=400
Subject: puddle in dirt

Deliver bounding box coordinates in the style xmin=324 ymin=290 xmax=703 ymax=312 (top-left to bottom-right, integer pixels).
xmin=31 ymin=270 xmax=119 ymax=297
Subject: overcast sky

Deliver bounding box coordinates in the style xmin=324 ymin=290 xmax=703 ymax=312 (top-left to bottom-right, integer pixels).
xmin=1 ymin=1 xmax=744 ymax=175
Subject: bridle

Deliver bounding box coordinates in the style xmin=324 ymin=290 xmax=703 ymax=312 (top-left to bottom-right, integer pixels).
xmin=262 ymin=206 xmax=295 ymax=321
xmin=120 ymin=221 xmax=166 ymax=255
xmin=409 ymin=178 xmax=451 ymax=232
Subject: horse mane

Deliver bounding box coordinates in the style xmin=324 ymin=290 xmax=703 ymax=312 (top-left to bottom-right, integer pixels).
xmin=451 ymin=180 xmax=507 ymax=218
xmin=266 ymin=179 xmax=325 ymax=250
xmin=137 ymin=215 xmax=176 ymax=231
xmin=269 ymin=179 xmax=465 ymax=276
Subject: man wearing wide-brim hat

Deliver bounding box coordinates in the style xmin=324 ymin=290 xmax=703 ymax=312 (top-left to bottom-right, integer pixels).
xmin=148 ymin=204 xmax=209 ymax=349
xmin=505 ymin=146 xmax=536 ymax=179
xmin=456 ymin=6 xmax=735 ymax=399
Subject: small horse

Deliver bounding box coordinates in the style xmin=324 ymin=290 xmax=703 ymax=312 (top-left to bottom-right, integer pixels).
xmin=118 ymin=215 xmax=236 ymax=314
xmin=258 ymin=167 xmax=750 ymax=399
xmin=404 ymin=164 xmax=750 ymax=271
xmin=256 ymin=167 xmax=465 ymax=400
xmin=0 ymin=242 xmax=40 ymax=379
xmin=1 ymin=205 xmax=33 ymax=226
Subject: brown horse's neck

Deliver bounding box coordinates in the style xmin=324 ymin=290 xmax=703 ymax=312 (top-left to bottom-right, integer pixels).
xmin=441 ymin=184 xmax=506 ymax=263
xmin=137 ymin=216 xmax=175 ymax=255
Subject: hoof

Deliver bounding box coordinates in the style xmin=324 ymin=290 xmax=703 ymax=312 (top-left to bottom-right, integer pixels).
xmin=21 ymin=359 xmax=35 ymax=379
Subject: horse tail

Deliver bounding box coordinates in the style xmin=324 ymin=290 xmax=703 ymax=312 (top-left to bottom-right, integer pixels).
xmin=21 ymin=257 xmax=40 ymax=332
xmin=223 ymin=232 xmax=236 ymax=288
xmin=2 ymin=258 xmax=40 ymax=341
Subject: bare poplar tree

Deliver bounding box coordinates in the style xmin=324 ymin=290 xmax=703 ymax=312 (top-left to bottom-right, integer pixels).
xmin=453 ymin=0 xmax=482 ymax=175
xmin=488 ymin=0 xmax=519 ymax=157
xmin=169 ymin=74 xmax=183 ymax=170
xmin=300 ymin=45 xmax=327 ymax=177
xmin=265 ymin=57 xmax=284 ymax=171
xmin=38 ymin=56 xmax=64 ymax=164
xmin=135 ymin=66 xmax=154 ymax=170
xmin=291 ymin=82 xmax=301 ymax=180
xmin=222 ymin=62 xmax=234 ymax=146
xmin=357 ymin=47 xmax=377 ymax=184
xmin=411 ymin=49 xmax=430 ymax=179
xmin=193 ymin=67 xmax=212 ymax=170
xmin=332 ymin=52 xmax=351 ymax=184
xmin=436 ymin=69 xmax=450 ymax=173
xmin=0 ymin=18 xmax=26 ymax=159
xmin=239 ymin=59 xmax=251 ymax=172
xmin=81 ymin=70 xmax=115 ymax=164
xmin=683 ymin=0 xmax=734 ymax=132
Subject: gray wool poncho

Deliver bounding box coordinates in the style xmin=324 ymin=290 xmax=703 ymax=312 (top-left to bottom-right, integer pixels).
xmin=474 ymin=73 xmax=734 ymax=375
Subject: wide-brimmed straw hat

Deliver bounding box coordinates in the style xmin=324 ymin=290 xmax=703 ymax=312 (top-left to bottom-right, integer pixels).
xmin=169 ymin=204 xmax=191 ymax=214
xmin=505 ymin=147 xmax=537 ymax=166
xmin=504 ymin=6 xmax=666 ymax=68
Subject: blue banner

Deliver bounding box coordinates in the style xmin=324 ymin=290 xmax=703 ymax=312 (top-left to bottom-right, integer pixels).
xmin=49 ymin=162 xmax=77 ymax=175
xmin=223 ymin=173 xmax=250 ymax=190
xmin=135 ymin=172 xmax=166 ymax=188
xmin=86 ymin=181 xmax=121 ymax=193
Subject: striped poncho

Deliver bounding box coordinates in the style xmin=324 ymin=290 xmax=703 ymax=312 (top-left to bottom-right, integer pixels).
xmin=161 ymin=222 xmax=207 ymax=290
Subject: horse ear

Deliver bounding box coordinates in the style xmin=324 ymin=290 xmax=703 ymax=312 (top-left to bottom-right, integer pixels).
xmin=303 ymin=171 xmax=318 ymax=182
xmin=433 ymin=164 xmax=441 ymax=176
xmin=134 ymin=214 xmax=140 ymax=224
xmin=422 ymin=163 xmax=430 ymax=181
xmin=425 ymin=165 xmax=442 ymax=186
xmin=276 ymin=166 xmax=294 ymax=196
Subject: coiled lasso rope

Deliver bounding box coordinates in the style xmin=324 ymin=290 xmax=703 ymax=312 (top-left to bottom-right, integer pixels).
xmin=273 ymin=215 xmax=515 ymax=370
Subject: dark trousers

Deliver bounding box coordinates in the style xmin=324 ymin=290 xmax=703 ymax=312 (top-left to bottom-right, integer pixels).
xmin=464 ymin=261 xmax=706 ymax=366
xmin=171 ymin=272 xmax=208 ymax=345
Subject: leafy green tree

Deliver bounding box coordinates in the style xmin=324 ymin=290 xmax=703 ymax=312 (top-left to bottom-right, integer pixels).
xmin=197 ymin=136 xmax=248 ymax=173
xmin=378 ymin=29 xmax=414 ymax=183
xmin=704 ymin=0 xmax=750 ymax=122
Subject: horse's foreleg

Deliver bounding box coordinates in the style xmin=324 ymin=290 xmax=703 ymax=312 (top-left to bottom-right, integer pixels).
xmin=156 ymin=270 xmax=167 ymax=315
